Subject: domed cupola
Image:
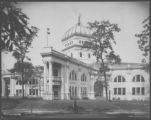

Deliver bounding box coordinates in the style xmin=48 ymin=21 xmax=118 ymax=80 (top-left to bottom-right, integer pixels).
xmin=62 ymin=16 xmax=92 ymax=41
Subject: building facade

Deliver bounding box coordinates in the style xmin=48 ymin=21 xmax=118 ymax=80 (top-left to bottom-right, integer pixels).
xmin=1 ymin=66 xmax=43 ymax=98
xmin=2 ymin=19 xmax=149 ymax=101
xmin=40 ymin=19 xmax=150 ymax=101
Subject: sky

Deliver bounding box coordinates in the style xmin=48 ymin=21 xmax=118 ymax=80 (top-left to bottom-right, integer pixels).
xmin=2 ymin=2 xmax=150 ymax=70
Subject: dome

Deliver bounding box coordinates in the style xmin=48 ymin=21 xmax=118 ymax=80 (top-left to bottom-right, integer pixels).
xmin=62 ymin=18 xmax=92 ymax=41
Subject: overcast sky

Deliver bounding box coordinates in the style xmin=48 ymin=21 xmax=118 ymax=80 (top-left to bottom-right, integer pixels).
xmin=2 ymin=2 xmax=149 ymax=70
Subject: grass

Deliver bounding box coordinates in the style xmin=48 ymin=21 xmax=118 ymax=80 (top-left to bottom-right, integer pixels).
xmin=2 ymin=98 xmax=150 ymax=113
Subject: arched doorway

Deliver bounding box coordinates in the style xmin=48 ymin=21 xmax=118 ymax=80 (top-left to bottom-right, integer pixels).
xmin=94 ymin=81 xmax=103 ymax=97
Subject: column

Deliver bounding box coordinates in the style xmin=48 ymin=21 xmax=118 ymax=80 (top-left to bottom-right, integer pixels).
xmin=48 ymin=61 xmax=53 ymax=100
xmin=126 ymin=73 xmax=133 ymax=100
xmin=2 ymin=78 xmax=5 ymax=96
xmin=89 ymin=76 xmax=95 ymax=99
xmin=78 ymin=70 xmax=81 ymax=99
xmin=61 ymin=65 xmax=64 ymax=100
xmin=65 ymin=63 xmax=69 ymax=100
xmin=42 ymin=62 xmax=47 ymax=99
xmin=90 ymin=83 xmax=95 ymax=99
xmin=10 ymin=77 xmax=13 ymax=96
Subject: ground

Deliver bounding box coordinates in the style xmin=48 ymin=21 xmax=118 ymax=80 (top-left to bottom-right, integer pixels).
xmin=1 ymin=97 xmax=150 ymax=119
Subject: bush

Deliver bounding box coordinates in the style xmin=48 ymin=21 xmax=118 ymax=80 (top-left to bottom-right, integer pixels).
xmin=82 ymin=97 xmax=89 ymax=100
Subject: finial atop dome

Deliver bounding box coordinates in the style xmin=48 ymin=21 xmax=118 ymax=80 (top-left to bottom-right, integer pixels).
xmin=78 ymin=14 xmax=81 ymax=25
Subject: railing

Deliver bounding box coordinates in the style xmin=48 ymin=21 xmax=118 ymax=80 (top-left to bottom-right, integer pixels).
xmin=52 ymin=76 xmax=62 ymax=85
xmin=52 ymin=76 xmax=62 ymax=81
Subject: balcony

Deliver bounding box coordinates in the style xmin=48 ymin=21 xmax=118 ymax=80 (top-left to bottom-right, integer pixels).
xmin=52 ymin=76 xmax=62 ymax=85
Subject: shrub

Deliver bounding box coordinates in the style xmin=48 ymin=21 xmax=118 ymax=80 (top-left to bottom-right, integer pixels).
xmin=82 ymin=97 xmax=89 ymax=100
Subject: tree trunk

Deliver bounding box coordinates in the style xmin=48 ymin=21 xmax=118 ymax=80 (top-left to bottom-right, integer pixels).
xmin=103 ymin=71 xmax=108 ymax=101
xmin=100 ymin=57 xmax=108 ymax=101
xmin=0 ymin=48 xmax=2 ymax=118
xmin=0 ymin=24 xmax=3 ymax=118
xmin=21 ymin=58 xmax=25 ymax=98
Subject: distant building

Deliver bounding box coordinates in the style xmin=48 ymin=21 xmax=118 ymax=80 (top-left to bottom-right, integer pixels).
xmin=1 ymin=66 xmax=44 ymax=98
xmin=40 ymin=18 xmax=149 ymax=100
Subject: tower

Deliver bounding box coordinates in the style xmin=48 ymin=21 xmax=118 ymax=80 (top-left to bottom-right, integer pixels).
xmin=61 ymin=16 xmax=96 ymax=64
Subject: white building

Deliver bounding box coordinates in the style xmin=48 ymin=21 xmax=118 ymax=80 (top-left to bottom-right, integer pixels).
xmin=1 ymin=69 xmax=43 ymax=98
xmin=1 ymin=19 xmax=149 ymax=101
xmin=40 ymin=19 xmax=150 ymax=101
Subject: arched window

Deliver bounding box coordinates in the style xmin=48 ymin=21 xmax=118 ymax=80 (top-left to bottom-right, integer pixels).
xmin=69 ymin=70 xmax=77 ymax=80
xmin=80 ymin=52 xmax=82 ymax=57
xmin=132 ymin=75 xmax=145 ymax=82
xmin=88 ymin=53 xmax=91 ymax=58
xmin=81 ymin=74 xmax=86 ymax=82
xmin=114 ymin=75 xmax=126 ymax=82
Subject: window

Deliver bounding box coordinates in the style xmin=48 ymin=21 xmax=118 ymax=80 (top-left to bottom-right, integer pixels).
xmin=114 ymin=76 xmax=126 ymax=82
xmin=132 ymin=75 xmax=145 ymax=82
xmin=29 ymin=79 xmax=38 ymax=85
xmin=36 ymin=89 xmax=38 ymax=95
xmin=16 ymin=90 xmax=19 ymax=96
xmin=29 ymin=89 xmax=38 ymax=95
xmin=132 ymin=87 xmax=135 ymax=95
xmin=80 ymin=52 xmax=82 ymax=57
xmin=114 ymin=77 xmax=117 ymax=82
xmin=132 ymin=87 xmax=145 ymax=95
xmin=118 ymin=76 xmax=121 ymax=82
xmin=141 ymin=77 xmax=145 ymax=82
xmin=69 ymin=73 xmax=72 ymax=80
xmin=81 ymin=87 xmax=87 ymax=97
xmin=53 ymin=69 xmax=58 ymax=76
xmin=72 ymin=87 xmax=74 ymax=96
xmin=114 ymin=88 xmax=126 ymax=95
xmin=141 ymin=87 xmax=145 ymax=95
xmin=69 ymin=86 xmax=72 ymax=97
xmin=69 ymin=70 xmax=77 ymax=81
xmin=136 ymin=87 xmax=140 ymax=95
xmin=122 ymin=88 xmax=126 ymax=95
xmin=75 ymin=87 xmax=77 ymax=97
xmin=81 ymin=74 xmax=86 ymax=82
xmin=29 ymin=89 xmax=32 ymax=95
xmin=118 ymin=88 xmax=121 ymax=95
xmin=114 ymin=88 xmax=117 ymax=95
xmin=136 ymin=75 xmax=140 ymax=82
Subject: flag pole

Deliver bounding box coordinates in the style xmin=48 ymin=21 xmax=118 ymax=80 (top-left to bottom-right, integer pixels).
xmin=47 ymin=28 xmax=50 ymax=47
xmin=46 ymin=28 xmax=48 ymax=47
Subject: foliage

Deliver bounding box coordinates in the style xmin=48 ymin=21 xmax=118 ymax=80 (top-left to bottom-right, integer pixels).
xmin=135 ymin=17 xmax=150 ymax=58
xmin=94 ymin=81 xmax=103 ymax=96
xmin=12 ymin=26 xmax=38 ymax=61
xmin=9 ymin=61 xmax=34 ymax=84
xmin=83 ymin=20 xmax=121 ymax=100
xmin=0 ymin=1 xmax=38 ymax=117
xmin=33 ymin=66 xmax=44 ymax=78
xmin=0 ymin=1 xmax=35 ymax=51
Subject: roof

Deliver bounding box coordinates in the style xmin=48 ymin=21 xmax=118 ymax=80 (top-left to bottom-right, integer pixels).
xmin=41 ymin=47 xmax=146 ymax=72
xmin=41 ymin=47 xmax=97 ymax=71
xmin=108 ymin=62 xmax=146 ymax=70
xmin=61 ymin=18 xmax=92 ymax=41
xmin=88 ymin=62 xmax=146 ymax=71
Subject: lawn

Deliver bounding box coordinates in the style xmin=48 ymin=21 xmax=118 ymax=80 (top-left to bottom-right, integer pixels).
xmin=2 ymin=97 xmax=149 ymax=114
